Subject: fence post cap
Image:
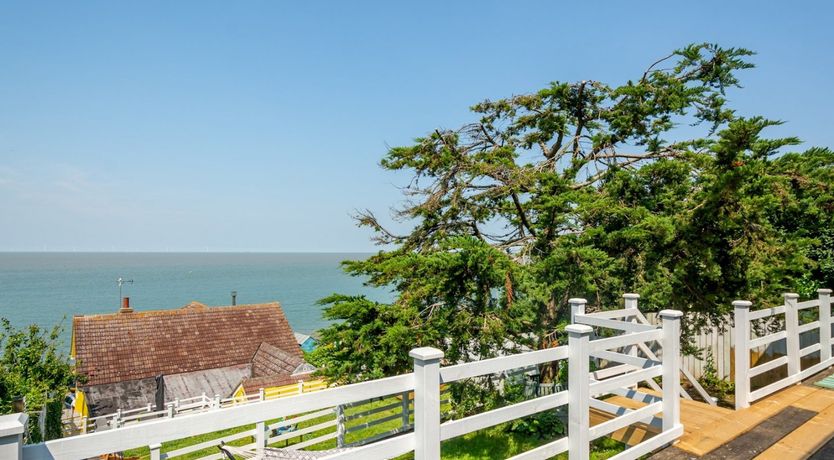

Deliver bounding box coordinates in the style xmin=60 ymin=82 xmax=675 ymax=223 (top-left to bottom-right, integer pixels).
xmin=623 ymin=293 xmax=641 ymax=300
xmin=659 ymin=309 xmax=684 ymax=319
xmin=409 ymin=347 xmax=444 ymax=361
xmin=819 ymin=288 xmax=832 ymax=295
xmin=732 ymin=300 xmax=753 ymax=308
xmin=149 ymin=443 xmax=162 ymax=450
xmin=0 ymin=413 xmax=27 ymax=437
xmin=565 ymin=324 xmax=593 ymax=336
xmin=568 ymin=298 xmax=587 ymax=305
xmin=784 ymin=292 xmax=800 ymax=300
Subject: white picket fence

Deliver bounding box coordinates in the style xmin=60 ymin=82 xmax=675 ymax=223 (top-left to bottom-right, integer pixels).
xmin=643 ymin=312 xmax=734 ymax=381
xmin=0 ymin=305 xmax=685 ymax=460
xmin=733 ymin=289 xmax=833 ymax=409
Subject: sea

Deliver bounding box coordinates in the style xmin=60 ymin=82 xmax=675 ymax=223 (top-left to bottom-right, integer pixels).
xmin=0 ymin=252 xmax=392 ymax=351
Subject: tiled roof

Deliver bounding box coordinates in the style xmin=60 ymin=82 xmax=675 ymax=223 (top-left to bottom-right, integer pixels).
xmin=239 ymin=370 xmax=315 ymax=394
xmin=73 ymin=301 xmax=302 ymax=386
xmin=251 ymin=342 xmax=305 ymax=377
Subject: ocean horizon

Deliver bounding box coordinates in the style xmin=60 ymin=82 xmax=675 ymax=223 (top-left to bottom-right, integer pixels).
xmin=0 ymin=252 xmax=392 ymax=350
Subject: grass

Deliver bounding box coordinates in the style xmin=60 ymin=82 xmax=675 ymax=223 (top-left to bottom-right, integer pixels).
xmin=123 ymin=395 xmax=419 ymax=459
xmin=122 ymin=395 xmax=625 ymax=459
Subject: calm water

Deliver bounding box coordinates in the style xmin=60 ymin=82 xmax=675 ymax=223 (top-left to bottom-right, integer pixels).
xmin=0 ymin=252 xmax=391 ymax=350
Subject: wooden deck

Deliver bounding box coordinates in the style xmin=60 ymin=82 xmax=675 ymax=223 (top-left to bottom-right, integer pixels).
xmin=675 ymin=383 xmax=834 ymax=458
xmin=595 ymin=376 xmax=834 ymax=459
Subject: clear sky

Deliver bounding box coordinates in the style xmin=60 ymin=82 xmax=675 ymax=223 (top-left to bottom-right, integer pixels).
xmin=1 ymin=1 xmax=832 ymax=252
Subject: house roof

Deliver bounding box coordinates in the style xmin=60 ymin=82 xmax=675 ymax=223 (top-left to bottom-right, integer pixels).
xmin=83 ymin=377 xmax=158 ymax=419
xmin=239 ymin=369 xmax=316 ymax=394
xmin=163 ymin=364 xmax=251 ymax=402
xmin=73 ymin=301 xmax=302 ymax=386
xmin=83 ymin=364 xmax=251 ymax=417
xmin=251 ymin=342 xmax=305 ymax=377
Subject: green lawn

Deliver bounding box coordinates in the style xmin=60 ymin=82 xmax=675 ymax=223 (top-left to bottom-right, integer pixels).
xmin=123 ymin=395 xmax=624 ymax=459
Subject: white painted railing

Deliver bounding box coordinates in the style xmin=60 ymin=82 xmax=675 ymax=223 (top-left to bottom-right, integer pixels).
xmin=0 ymin=309 xmax=684 ymax=460
xmin=572 ymin=294 xmax=716 ymax=406
xmin=75 ymin=380 xmax=330 ymax=434
xmin=733 ymin=289 xmax=833 ymax=409
xmin=337 ymin=387 xmax=450 ymax=449
xmin=80 ymin=394 xmax=218 ymax=433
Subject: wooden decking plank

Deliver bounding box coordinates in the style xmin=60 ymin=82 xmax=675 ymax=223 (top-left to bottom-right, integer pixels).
xmin=787 ymin=387 xmax=834 ymax=412
xmin=651 ymin=365 xmax=834 ymax=458
xmin=756 ymin=399 xmax=834 ymax=460
xmin=604 ymin=394 xmax=650 ymax=410
xmin=809 ymin=435 xmax=834 ymax=460
xmin=695 ymin=406 xmax=816 ymax=459
xmin=590 ymin=409 xmax=654 ymax=445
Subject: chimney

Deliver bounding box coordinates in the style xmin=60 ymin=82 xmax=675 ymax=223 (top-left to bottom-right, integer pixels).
xmin=120 ymin=296 xmax=133 ymax=313
xmin=231 ymin=291 xmax=237 ymax=306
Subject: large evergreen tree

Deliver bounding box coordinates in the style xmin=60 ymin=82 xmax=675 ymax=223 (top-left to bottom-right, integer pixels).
xmin=311 ymin=43 xmax=834 ymax=384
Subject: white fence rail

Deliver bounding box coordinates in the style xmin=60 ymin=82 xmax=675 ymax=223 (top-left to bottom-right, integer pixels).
xmin=733 ymin=289 xmax=833 ymax=409
xmin=572 ymin=295 xmax=716 ymax=406
xmin=0 ymin=305 xmax=685 ymax=460
xmin=75 ymin=383 xmax=322 ymax=434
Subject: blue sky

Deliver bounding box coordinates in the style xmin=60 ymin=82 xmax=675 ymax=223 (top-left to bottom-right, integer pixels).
xmin=1 ymin=1 xmax=832 ymax=252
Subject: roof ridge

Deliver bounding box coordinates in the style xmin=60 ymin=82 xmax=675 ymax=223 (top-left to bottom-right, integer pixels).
xmin=73 ymin=301 xmax=283 ymax=320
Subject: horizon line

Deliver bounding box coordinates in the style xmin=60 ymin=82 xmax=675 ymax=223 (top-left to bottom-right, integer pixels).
xmin=0 ymin=250 xmax=379 ymax=254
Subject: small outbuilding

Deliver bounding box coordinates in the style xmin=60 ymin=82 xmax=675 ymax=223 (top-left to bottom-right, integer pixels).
xmin=71 ymin=298 xmax=320 ymax=418
xmin=293 ymin=332 xmax=318 ymax=353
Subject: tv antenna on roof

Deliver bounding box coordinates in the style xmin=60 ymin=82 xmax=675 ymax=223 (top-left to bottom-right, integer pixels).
xmin=117 ymin=277 xmax=133 ymax=307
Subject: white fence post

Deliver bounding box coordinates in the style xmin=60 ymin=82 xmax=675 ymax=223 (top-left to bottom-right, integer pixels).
xmin=255 ymin=421 xmax=267 ymax=450
xmin=569 ymin=298 xmax=587 ymax=324
xmin=820 ymin=289 xmax=832 ymax=364
xmin=0 ymin=413 xmax=27 ymax=460
xmin=567 ymin=324 xmax=592 ymax=460
xmin=149 ymin=443 xmax=162 ymax=460
xmin=410 ymin=347 xmax=443 ymax=460
xmin=401 ymin=391 xmax=410 ymax=429
xmin=784 ymin=293 xmax=801 ymax=380
xmin=624 ymin=294 xmax=640 ymax=388
xmin=660 ymin=310 xmax=683 ymax=432
xmin=733 ymin=300 xmax=752 ymax=410
xmin=623 ymin=293 xmax=639 ymax=311
xmin=336 ymin=405 xmax=345 ymax=448
xmin=258 ymin=388 xmax=265 ymax=402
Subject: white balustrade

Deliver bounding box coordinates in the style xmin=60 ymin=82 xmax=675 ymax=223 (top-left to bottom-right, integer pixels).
xmin=733 ymin=289 xmax=833 ymax=409
xmin=5 ymin=302 xmax=686 ymax=460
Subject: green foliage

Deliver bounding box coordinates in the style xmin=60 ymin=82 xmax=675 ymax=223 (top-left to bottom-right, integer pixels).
xmin=312 ymin=237 xmax=530 ymax=383
xmin=698 ymin=352 xmax=734 ymax=402
xmin=312 ymin=42 xmax=834 ymax=390
xmin=0 ymin=318 xmax=76 ymax=427
xmin=502 ymin=382 xmax=565 ymax=439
